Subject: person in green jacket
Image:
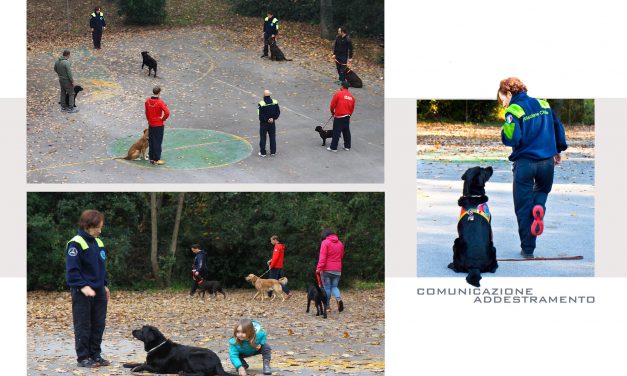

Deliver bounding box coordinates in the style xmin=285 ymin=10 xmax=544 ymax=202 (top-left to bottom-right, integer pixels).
xmin=54 ymin=50 xmax=78 ymax=113
xmin=228 ymin=319 xmax=272 ymax=375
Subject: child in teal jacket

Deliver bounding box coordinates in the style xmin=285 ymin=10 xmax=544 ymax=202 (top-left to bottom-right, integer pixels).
xmin=229 ymin=319 xmax=272 ymax=375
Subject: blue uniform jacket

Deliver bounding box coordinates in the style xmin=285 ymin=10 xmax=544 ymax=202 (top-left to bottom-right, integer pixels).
xmin=258 ymin=96 xmax=280 ymax=125
xmin=501 ymin=92 xmax=568 ymax=161
xmin=192 ymin=250 xmax=208 ymax=275
xmin=90 ymin=12 xmax=106 ymax=29
xmin=263 ymin=16 xmax=279 ymax=35
xmin=66 ymin=229 xmax=108 ymax=288
xmin=228 ymin=321 xmax=267 ymax=370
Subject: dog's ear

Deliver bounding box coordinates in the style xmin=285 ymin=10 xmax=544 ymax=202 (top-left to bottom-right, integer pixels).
xmin=478 ymin=166 xmax=493 ymax=185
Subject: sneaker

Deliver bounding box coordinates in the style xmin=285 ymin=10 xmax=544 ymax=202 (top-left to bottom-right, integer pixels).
xmin=531 ymin=205 xmax=545 ymax=236
xmin=258 ymin=152 xmax=267 ymax=157
xmin=337 ymin=299 xmax=344 ymax=312
xmin=343 ymin=148 xmax=350 ymax=151
xmin=91 ymin=356 xmax=110 ymax=367
xmin=154 ymin=160 xmax=166 ymax=165
xmin=326 ymin=147 xmax=337 ymax=152
xmin=270 ymin=153 xmax=276 ymax=157
xmin=66 ymin=108 xmax=80 ymax=113
xmin=61 ymin=107 xmax=70 ymax=112
xmin=77 ymin=358 xmax=98 ymax=368
xmin=520 ymin=251 xmax=535 ymax=259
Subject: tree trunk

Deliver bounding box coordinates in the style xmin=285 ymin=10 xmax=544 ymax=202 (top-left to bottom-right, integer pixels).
xmin=320 ymin=0 xmax=334 ymax=40
xmin=150 ymin=192 xmax=163 ymax=286
xmin=165 ymin=193 xmax=185 ymax=287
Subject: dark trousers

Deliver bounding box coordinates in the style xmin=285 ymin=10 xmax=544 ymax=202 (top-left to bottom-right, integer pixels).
xmin=329 ymin=116 xmax=351 ymax=150
xmin=59 ymin=79 xmax=74 ymax=108
xmin=148 ymin=126 xmax=164 ymax=161
xmin=71 ymin=287 xmax=108 ymax=361
xmin=240 ymin=343 xmax=271 ymax=365
xmin=262 ymin=33 xmax=272 ymax=56
xmin=335 ymin=54 xmax=348 ymax=81
xmin=92 ymin=28 xmax=103 ymax=48
xmin=259 ymin=123 xmax=276 ymax=155
xmin=513 ymin=157 xmax=555 ymax=254
xmin=268 ymin=268 xmax=290 ymax=296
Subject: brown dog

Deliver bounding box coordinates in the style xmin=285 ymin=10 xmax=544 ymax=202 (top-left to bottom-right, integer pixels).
xmin=245 ymin=274 xmax=288 ymax=302
xmin=121 ymin=128 xmax=149 ymax=160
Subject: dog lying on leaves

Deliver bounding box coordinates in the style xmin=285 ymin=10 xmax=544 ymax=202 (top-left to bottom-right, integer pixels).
xmin=245 ymin=274 xmax=288 ymax=301
xmin=448 ymin=166 xmax=498 ymax=287
xmin=123 ymin=325 xmax=236 ymax=375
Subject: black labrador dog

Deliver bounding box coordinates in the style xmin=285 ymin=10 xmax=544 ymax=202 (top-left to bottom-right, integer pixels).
xmin=448 ymin=166 xmax=498 ymax=287
xmin=314 ymin=126 xmax=334 ymax=146
xmin=191 ymin=280 xmax=226 ymax=300
xmin=141 ymin=51 xmax=158 ymax=77
xmin=123 ymin=325 xmax=236 ymax=376
xmin=269 ymin=38 xmax=292 ymax=61
xmin=345 ymin=68 xmax=363 ymax=88
xmin=306 ymin=283 xmax=328 ymax=318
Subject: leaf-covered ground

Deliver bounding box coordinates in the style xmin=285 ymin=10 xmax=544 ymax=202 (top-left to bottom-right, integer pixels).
xmin=28 ymin=288 xmax=384 ymax=375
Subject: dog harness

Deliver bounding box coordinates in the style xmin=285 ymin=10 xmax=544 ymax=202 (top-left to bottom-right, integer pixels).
xmin=459 ymin=203 xmax=491 ymax=223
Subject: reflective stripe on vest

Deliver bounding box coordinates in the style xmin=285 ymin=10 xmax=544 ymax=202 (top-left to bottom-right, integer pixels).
xmin=258 ymin=99 xmax=278 ymax=107
xmin=537 ymin=99 xmax=551 ymax=109
xmin=91 ymin=12 xmax=103 ymax=17
xmin=506 ymin=103 xmax=525 ymax=118
xmin=67 ymin=235 xmax=104 ymax=250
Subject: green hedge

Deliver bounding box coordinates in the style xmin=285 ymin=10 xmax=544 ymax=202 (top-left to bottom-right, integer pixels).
xmin=117 ymin=0 xmax=167 ymax=25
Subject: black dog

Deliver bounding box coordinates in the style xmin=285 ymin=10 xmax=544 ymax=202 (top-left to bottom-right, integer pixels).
xmin=60 ymin=85 xmax=84 ymax=108
xmin=123 ymin=325 xmax=236 ymax=376
xmin=191 ymin=280 xmax=226 ymax=300
xmin=314 ymin=125 xmax=334 ymax=146
xmin=141 ymin=51 xmax=158 ymax=77
xmin=306 ymin=283 xmax=328 ymax=318
xmin=269 ymin=39 xmax=292 ymax=61
xmin=345 ymin=68 xmax=363 ymax=88
xmin=448 ymin=166 xmax=498 ymax=287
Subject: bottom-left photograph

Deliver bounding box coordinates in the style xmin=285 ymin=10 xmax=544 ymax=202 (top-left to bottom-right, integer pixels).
xmin=27 ymin=192 xmax=384 ymax=376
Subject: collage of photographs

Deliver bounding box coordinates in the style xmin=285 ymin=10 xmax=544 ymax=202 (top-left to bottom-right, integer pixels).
xmin=6 ymin=0 xmax=626 ymax=375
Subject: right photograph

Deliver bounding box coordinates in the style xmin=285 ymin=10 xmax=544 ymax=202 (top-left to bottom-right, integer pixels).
xmin=416 ymin=77 xmax=595 ymax=286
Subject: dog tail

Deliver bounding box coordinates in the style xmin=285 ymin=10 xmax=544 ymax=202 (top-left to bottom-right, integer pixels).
xmin=466 ymin=268 xmax=482 ymax=287
xmin=216 ymin=361 xmax=239 ymax=376
xmin=278 ymin=277 xmax=288 ymax=285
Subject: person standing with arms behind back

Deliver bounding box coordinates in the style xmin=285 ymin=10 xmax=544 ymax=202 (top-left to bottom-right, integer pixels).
xmin=257 ymin=89 xmax=280 ymax=157
xmin=261 ymin=10 xmax=279 ymax=58
xmin=66 ymin=209 xmax=111 ymax=368
xmin=332 ymin=26 xmax=353 ymax=84
xmin=316 ymin=228 xmax=345 ymax=312
xmin=145 ymin=86 xmax=170 ymax=165
xmin=89 ymin=6 xmax=106 ymax=49
xmin=54 ymin=50 xmax=78 ymax=113
xmin=498 ymin=77 xmax=568 ymax=258
xmin=328 ymin=81 xmax=355 ymax=152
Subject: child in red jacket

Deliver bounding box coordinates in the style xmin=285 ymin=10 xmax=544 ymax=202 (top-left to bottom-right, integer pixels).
xmin=145 ymin=86 xmax=170 ymax=165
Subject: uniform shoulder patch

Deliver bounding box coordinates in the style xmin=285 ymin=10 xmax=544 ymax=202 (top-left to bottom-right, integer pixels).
xmin=100 ymin=250 xmax=107 ymax=260
xmin=68 ymin=247 xmax=78 ymax=257
xmin=506 ymin=114 xmax=514 ymax=123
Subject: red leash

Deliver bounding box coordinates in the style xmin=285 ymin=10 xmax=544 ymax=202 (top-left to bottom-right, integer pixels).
xmin=497 ymin=255 xmax=584 ymax=261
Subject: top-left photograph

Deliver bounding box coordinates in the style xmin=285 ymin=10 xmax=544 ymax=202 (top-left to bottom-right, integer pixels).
xmin=27 ymin=0 xmax=384 ymax=184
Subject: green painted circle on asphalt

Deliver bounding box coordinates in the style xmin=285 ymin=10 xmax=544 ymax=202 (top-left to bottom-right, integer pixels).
xmin=108 ymin=128 xmax=252 ymax=170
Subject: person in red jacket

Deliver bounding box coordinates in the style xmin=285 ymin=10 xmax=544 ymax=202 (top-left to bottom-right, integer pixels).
xmin=327 ymin=81 xmax=355 ymax=152
xmin=266 ymin=235 xmax=292 ymax=299
xmin=316 ymin=228 xmax=345 ymax=312
xmin=145 ymin=86 xmax=170 ymax=165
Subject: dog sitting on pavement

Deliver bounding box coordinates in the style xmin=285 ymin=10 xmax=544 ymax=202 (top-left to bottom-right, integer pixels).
xmin=448 ymin=166 xmax=498 ymax=287
xmin=141 ymin=51 xmax=158 ymax=77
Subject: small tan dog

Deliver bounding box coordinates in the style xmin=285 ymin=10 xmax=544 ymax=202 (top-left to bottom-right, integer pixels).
xmin=122 ymin=128 xmax=149 ymax=160
xmin=245 ymin=274 xmax=288 ymax=302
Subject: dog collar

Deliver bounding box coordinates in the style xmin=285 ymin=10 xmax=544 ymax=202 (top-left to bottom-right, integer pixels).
xmin=459 ymin=203 xmax=491 ymax=223
xmin=147 ymin=340 xmax=168 ymax=355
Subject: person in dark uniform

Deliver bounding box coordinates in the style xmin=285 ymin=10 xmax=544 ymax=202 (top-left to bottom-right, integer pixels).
xmin=89 ymin=6 xmax=106 ymax=49
xmin=65 ymin=209 xmax=111 ymax=368
xmin=261 ymin=11 xmax=279 ymax=58
xmin=257 ymin=89 xmax=280 ymax=157
xmin=498 ymin=77 xmax=568 ymax=258
xmin=190 ymin=244 xmax=209 ymax=296
xmin=332 ymin=26 xmax=353 ymax=84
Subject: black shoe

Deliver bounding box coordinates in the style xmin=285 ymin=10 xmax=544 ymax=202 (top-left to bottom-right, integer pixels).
xmin=520 ymin=251 xmax=535 ymax=259
xmin=338 ymin=299 xmax=344 ymax=312
xmin=77 ymin=358 xmax=98 ymax=368
xmin=91 ymin=356 xmax=110 ymax=366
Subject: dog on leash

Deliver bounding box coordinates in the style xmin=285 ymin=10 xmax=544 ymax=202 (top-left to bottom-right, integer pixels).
xmin=123 ymin=325 xmax=237 ymax=375
xmin=245 ymin=274 xmax=288 ymax=302
xmin=191 ymin=280 xmax=227 ymax=300
xmin=448 ymin=166 xmax=498 ymax=287
xmin=115 ymin=128 xmax=149 ymax=161
xmin=306 ymin=283 xmax=328 ymax=318
xmin=141 ymin=51 xmax=158 ymax=77
xmin=314 ymin=125 xmax=334 ymax=146
xmin=269 ymin=38 xmax=293 ymax=61
xmin=345 ymin=68 xmax=363 ymax=88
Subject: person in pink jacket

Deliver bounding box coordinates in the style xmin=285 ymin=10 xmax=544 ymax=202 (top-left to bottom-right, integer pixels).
xmin=316 ymin=228 xmax=345 ymax=312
